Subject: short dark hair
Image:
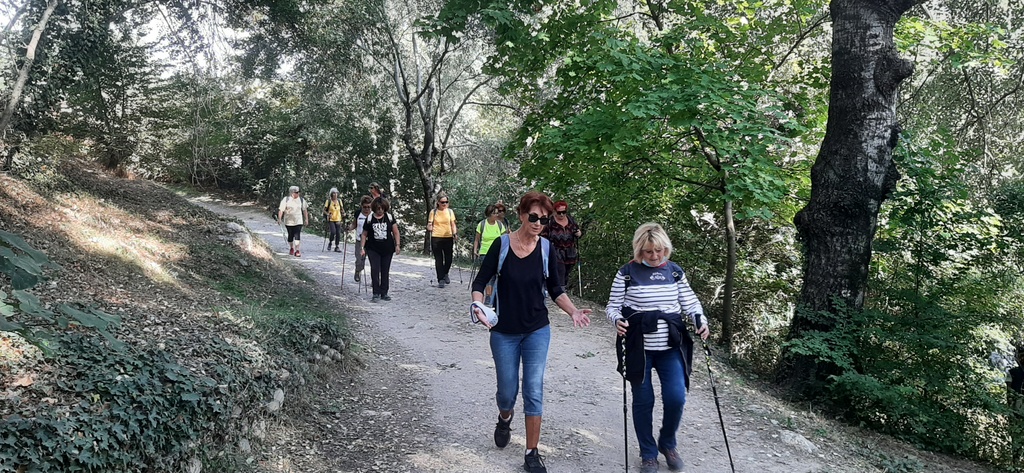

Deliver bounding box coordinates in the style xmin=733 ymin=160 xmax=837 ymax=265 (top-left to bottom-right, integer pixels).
xmin=485 ymin=204 xmax=497 ymax=218
xmin=371 ymin=197 xmax=390 ymax=214
xmin=517 ymin=191 xmax=554 ymax=216
xmin=360 ymin=195 xmax=373 ymax=205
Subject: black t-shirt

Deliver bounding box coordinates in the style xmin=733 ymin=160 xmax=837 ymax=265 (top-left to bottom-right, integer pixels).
xmin=472 ymin=236 xmax=564 ymax=334
xmin=363 ymin=213 xmax=396 ymax=254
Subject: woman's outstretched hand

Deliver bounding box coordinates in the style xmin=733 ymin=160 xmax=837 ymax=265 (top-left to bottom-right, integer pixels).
xmin=570 ymin=309 xmax=591 ymax=328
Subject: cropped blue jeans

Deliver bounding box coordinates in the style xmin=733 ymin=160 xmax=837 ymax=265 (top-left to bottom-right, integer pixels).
xmin=631 ymin=348 xmax=687 ymax=461
xmin=490 ymin=325 xmax=551 ymax=417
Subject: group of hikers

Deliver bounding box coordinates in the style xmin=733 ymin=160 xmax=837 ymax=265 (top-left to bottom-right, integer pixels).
xmin=277 ymin=184 xmax=711 ymax=473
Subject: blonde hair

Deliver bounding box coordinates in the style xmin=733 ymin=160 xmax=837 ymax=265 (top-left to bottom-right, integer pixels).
xmin=632 ymin=223 xmax=673 ymax=262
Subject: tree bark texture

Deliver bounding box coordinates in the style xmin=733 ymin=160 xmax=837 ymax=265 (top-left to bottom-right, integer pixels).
xmin=782 ymin=0 xmax=917 ymax=395
xmin=1 ymin=0 xmax=59 ymax=170
xmin=723 ymin=198 xmax=736 ymax=352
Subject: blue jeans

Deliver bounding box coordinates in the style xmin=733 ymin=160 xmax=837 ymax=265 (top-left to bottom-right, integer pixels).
xmin=631 ymin=348 xmax=687 ymax=460
xmin=490 ymin=325 xmax=551 ymax=417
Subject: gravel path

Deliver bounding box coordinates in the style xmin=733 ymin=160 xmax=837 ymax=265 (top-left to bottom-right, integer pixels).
xmin=191 ymin=194 xmax=992 ymax=473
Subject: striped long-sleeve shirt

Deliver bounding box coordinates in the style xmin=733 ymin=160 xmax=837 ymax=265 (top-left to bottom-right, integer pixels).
xmin=605 ymin=260 xmax=705 ymax=351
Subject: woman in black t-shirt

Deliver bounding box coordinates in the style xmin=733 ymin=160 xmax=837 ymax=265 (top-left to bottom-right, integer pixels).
xmin=360 ymin=197 xmax=401 ymax=302
xmin=470 ymin=191 xmax=591 ymax=473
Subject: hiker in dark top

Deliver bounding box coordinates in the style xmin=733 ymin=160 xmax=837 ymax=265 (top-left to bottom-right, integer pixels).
xmin=470 ymin=190 xmax=591 ymax=473
xmin=360 ymin=197 xmax=400 ymax=302
xmin=541 ymin=200 xmax=582 ymax=288
xmin=1008 ymin=347 xmax=1024 ymax=466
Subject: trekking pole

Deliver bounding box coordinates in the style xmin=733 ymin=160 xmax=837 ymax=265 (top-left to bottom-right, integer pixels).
xmin=574 ymin=233 xmax=583 ymax=297
xmin=469 ymin=256 xmax=478 ymax=290
xmin=322 ymin=219 xmax=329 ymax=252
xmin=340 ymin=230 xmax=348 ymax=289
xmin=618 ymin=335 xmax=629 ymax=473
xmin=577 ymin=260 xmax=585 ymax=296
xmin=702 ymin=339 xmax=736 ymax=473
xmin=428 ymin=234 xmax=435 ymax=285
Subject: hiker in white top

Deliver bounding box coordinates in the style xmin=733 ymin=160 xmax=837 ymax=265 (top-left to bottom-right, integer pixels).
xmin=277 ymin=186 xmax=310 ymax=257
xmin=349 ymin=195 xmax=373 ymax=282
xmin=606 ymin=222 xmax=709 ymax=473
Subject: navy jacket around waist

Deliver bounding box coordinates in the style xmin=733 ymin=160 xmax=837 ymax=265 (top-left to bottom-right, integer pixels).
xmin=615 ymin=307 xmax=694 ymax=388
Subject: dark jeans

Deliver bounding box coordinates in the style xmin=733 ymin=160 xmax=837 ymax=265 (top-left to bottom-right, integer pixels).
xmin=328 ymin=221 xmax=342 ymax=245
xmin=286 ymin=225 xmax=303 ymax=242
xmin=631 ymin=348 xmax=687 ymax=461
xmin=432 ymin=237 xmax=454 ymax=281
xmin=562 ymin=263 xmax=575 ymax=287
xmin=366 ymin=249 xmax=393 ymax=296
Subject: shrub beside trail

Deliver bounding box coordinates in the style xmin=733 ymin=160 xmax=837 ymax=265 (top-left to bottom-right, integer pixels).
xmin=0 ymin=160 xmax=350 ymax=472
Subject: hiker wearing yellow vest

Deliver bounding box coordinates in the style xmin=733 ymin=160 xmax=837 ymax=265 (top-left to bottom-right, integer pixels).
xmin=323 ymin=188 xmax=345 ymax=252
xmin=428 ymin=194 xmax=457 ymax=288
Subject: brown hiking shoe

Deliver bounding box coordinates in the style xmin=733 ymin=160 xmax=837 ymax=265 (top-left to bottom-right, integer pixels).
xmin=660 ymin=447 xmax=683 ymax=471
xmin=640 ymin=458 xmax=659 ymax=473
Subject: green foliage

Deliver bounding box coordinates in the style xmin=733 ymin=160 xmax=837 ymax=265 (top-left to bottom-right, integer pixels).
xmin=0 ymin=230 xmax=122 ymax=350
xmin=0 ymin=332 xmax=266 ymax=472
xmin=781 ymin=131 xmax=1024 ymax=466
xmin=784 ymin=298 xmax=1009 ymax=462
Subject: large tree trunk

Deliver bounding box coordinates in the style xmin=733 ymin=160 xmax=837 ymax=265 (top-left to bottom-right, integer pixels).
xmin=1 ymin=0 xmax=59 ymax=171
xmin=780 ymin=0 xmax=917 ymax=396
xmin=722 ymin=197 xmax=736 ymax=352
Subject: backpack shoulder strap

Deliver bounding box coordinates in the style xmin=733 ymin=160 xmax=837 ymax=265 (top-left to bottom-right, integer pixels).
xmin=669 ymin=262 xmax=684 ymax=282
xmin=622 ymin=262 xmax=634 ymax=287
xmin=497 ymin=234 xmax=511 ymax=274
xmin=540 ymin=237 xmax=550 ymax=279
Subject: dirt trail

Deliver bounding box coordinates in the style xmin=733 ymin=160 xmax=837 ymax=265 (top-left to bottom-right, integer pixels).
xmin=192 ymin=195 xmax=991 ymax=473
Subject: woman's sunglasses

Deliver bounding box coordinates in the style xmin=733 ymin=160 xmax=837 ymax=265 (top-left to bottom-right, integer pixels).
xmin=527 ymin=213 xmax=550 ymax=225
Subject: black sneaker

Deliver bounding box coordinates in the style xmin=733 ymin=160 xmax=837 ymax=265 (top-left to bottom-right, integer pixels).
xmin=443 ymin=275 xmax=451 ymax=284
xmin=494 ymin=413 xmax=513 ymax=448
xmin=438 ymin=281 xmax=446 ymax=288
xmin=381 ymin=294 xmax=391 ymax=301
xmin=354 ymin=272 xmax=361 ymax=282
xmin=371 ymin=294 xmax=380 ymax=303
xmin=523 ymin=450 xmax=547 ymax=473
xmin=334 ymin=247 xmax=341 ymax=252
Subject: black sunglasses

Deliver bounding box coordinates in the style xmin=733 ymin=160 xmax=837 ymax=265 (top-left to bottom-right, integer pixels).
xmin=556 ymin=211 xmax=567 ymax=215
xmin=527 ymin=213 xmax=550 ymax=225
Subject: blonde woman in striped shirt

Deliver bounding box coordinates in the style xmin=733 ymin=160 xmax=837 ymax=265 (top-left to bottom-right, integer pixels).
xmin=606 ymin=222 xmax=709 ymax=473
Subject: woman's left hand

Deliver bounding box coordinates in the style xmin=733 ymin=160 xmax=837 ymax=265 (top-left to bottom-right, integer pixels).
xmin=696 ymin=324 xmax=710 ymax=340
xmin=570 ymin=309 xmax=592 ymax=328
